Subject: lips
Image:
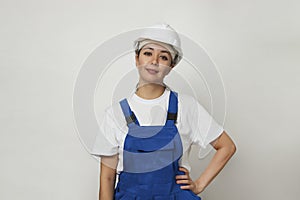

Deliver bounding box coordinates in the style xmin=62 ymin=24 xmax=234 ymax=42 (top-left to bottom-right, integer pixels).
xmin=146 ymin=68 xmax=158 ymax=74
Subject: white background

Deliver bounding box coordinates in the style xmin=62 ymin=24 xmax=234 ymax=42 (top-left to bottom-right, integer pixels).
xmin=1 ymin=0 xmax=300 ymax=199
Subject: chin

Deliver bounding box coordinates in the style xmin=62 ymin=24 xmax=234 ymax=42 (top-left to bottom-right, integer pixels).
xmin=139 ymin=79 xmax=164 ymax=87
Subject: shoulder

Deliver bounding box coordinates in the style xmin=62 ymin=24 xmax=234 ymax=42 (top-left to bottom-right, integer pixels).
xmin=175 ymin=92 xmax=211 ymax=122
xmin=101 ymin=100 xmax=127 ymax=131
xmin=176 ymin=92 xmax=199 ymax=112
xmin=177 ymin=92 xmax=197 ymax=104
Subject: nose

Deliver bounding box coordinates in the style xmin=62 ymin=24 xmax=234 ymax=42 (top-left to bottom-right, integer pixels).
xmin=151 ymin=54 xmax=159 ymax=66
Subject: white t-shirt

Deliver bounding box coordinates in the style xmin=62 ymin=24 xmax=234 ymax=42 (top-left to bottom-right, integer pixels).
xmin=91 ymin=88 xmax=224 ymax=173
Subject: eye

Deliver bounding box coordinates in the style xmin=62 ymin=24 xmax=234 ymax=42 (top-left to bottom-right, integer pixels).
xmin=143 ymin=51 xmax=152 ymax=56
xmin=160 ymin=55 xmax=169 ymax=61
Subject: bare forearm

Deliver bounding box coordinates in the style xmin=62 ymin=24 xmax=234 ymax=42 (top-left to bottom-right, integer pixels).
xmin=195 ymin=144 xmax=236 ymax=193
xmin=175 ymin=132 xmax=236 ymax=195
xmin=99 ymin=155 xmax=118 ymax=200
xmin=100 ymin=175 xmax=116 ymax=200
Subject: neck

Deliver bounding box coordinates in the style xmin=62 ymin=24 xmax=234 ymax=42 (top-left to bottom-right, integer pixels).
xmin=135 ymin=83 xmax=166 ymax=100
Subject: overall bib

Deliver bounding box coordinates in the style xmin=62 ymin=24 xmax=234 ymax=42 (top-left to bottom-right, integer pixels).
xmin=115 ymin=91 xmax=201 ymax=200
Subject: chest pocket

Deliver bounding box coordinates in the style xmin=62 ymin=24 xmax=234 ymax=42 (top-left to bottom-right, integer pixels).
xmin=123 ymin=131 xmax=184 ymax=174
xmin=123 ymin=137 xmax=176 ymax=173
xmin=135 ymin=137 xmax=175 ymax=152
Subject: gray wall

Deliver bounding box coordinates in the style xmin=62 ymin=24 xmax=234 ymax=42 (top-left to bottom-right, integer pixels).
xmin=1 ymin=0 xmax=299 ymax=199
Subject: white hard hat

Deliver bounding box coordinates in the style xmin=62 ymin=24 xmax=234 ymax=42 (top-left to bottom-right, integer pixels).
xmin=134 ymin=23 xmax=183 ymax=66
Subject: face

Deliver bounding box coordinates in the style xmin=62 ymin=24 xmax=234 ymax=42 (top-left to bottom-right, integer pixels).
xmin=135 ymin=43 xmax=173 ymax=87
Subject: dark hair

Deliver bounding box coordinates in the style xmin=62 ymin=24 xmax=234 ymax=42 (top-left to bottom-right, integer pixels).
xmin=135 ymin=49 xmax=141 ymax=56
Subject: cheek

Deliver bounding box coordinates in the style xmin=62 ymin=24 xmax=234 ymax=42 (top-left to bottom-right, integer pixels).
xmin=161 ymin=59 xmax=172 ymax=67
xmin=137 ymin=55 xmax=151 ymax=65
xmin=162 ymin=67 xmax=171 ymax=75
xmin=160 ymin=61 xmax=172 ymax=69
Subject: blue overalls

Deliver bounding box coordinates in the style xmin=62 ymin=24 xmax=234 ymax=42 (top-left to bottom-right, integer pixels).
xmin=115 ymin=91 xmax=201 ymax=200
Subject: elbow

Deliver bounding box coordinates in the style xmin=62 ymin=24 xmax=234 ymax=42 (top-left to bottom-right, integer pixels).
xmin=221 ymin=142 xmax=236 ymax=158
xmin=229 ymin=143 xmax=237 ymax=157
xmin=221 ymin=144 xmax=236 ymax=162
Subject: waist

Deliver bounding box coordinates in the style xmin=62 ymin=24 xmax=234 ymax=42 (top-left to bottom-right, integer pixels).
xmin=117 ymin=162 xmax=184 ymax=194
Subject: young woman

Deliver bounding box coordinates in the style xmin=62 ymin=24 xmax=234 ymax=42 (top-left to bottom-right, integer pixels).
xmin=91 ymin=23 xmax=236 ymax=200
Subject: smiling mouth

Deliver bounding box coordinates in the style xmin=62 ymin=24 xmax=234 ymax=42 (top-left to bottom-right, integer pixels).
xmin=146 ymin=69 xmax=158 ymax=74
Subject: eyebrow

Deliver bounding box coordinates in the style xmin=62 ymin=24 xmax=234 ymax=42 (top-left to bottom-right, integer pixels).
xmin=142 ymin=47 xmax=171 ymax=54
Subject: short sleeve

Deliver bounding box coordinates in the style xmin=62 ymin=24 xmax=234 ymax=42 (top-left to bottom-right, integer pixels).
xmin=90 ymin=108 xmax=119 ymax=157
xmin=190 ymin=99 xmax=224 ymax=149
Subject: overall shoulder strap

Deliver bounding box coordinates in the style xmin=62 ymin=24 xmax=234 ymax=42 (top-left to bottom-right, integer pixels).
xmin=119 ymin=99 xmax=139 ymax=127
xmin=166 ymin=91 xmax=178 ymax=125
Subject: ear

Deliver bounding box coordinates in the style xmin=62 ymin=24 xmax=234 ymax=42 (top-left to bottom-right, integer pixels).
xmin=135 ymin=54 xmax=139 ymax=67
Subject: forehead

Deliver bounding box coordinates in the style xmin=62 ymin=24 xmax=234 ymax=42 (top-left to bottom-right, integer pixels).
xmin=141 ymin=43 xmax=170 ymax=53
